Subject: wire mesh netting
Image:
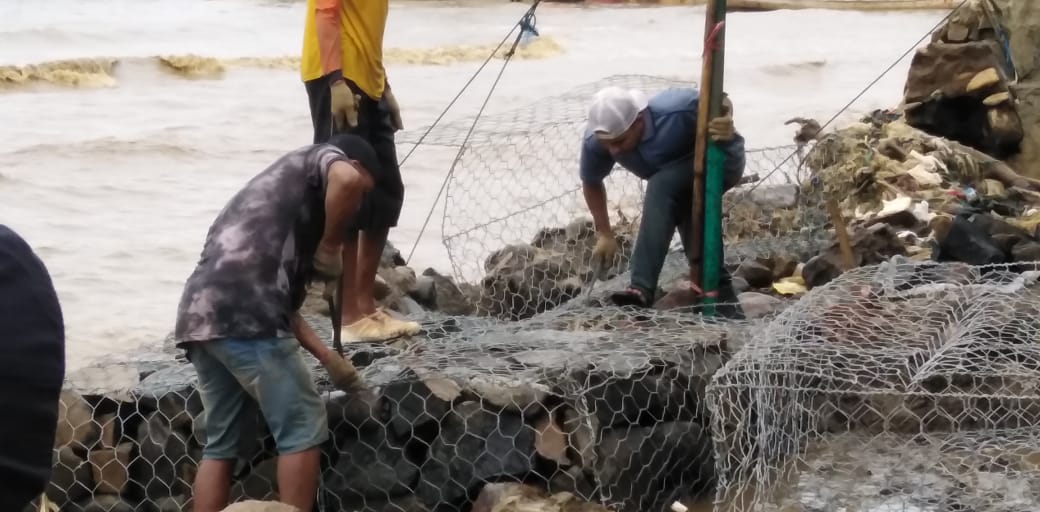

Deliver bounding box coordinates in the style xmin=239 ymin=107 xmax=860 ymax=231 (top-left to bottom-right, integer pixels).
xmin=706 ymin=260 xmax=1040 ymax=512
xmin=398 ymin=74 xmax=830 ymax=321
xmin=34 ymin=74 xmax=840 ymax=512
xmin=45 ymin=304 xmax=762 ymax=512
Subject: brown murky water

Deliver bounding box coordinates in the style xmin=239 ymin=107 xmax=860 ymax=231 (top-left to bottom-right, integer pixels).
xmin=0 ymin=0 xmax=946 ymax=369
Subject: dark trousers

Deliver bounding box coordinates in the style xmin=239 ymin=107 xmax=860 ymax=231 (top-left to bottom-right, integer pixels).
xmin=304 ymin=74 xmax=404 ymax=232
xmin=631 ymin=158 xmax=745 ymax=319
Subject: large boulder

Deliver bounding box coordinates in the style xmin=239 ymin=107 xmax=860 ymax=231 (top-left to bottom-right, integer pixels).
xmin=903 ymin=40 xmax=1021 ymax=159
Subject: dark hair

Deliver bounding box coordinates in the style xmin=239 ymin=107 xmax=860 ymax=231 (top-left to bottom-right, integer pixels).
xmin=327 ymin=133 xmax=382 ymax=183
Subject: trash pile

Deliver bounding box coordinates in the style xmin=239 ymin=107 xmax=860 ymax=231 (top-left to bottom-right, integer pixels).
xmin=778 ymin=0 xmax=1040 ymax=293
xmin=801 ymin=114 xmax=1040 ymax=280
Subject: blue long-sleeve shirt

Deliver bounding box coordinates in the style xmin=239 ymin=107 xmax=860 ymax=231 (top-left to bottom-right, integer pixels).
xmin=579 ymin=87 xmax=746 ymax=185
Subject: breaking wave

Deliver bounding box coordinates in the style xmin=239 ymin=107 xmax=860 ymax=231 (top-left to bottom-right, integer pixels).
xmin=0 ymin=36 xmax=564 ymax=90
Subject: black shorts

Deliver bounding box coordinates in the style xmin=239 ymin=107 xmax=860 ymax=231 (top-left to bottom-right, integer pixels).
xmin=305 ymin=74 xmax=404 ymax=232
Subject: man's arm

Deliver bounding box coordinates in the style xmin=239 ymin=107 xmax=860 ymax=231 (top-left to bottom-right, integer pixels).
xmin=315 ymin=0 xmax=344 ymax=79
xmin=291 ymin=312 xmax=333 ymax=363
xmin=582 ymin=182 xmax=611 ymax=235
xmin=320 ymin=159 xmax=373 ymax=249
xmin=682 ymin=89 xmax=747 ymax=188
xmin=579 ymin=137 xmax=616 ymax=234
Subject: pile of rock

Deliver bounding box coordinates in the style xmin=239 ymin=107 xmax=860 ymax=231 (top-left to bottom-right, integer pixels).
xmin=38 ymin=310 xmax=742 ymax=512
xmin=300 ymin=216 xmax=641 ymax=323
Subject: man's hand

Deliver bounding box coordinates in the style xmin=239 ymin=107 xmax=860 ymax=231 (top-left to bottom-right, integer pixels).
xmin=313 ymin=242 xmax=343 ymax=282
xmin=321 ymin=353 xmax=366 ymax=392
xmin=590 ymin=232 xmax=619 ymax=280
xmin=330 ymin=79 xmax=362 ymax=130
xmin=384 ymin=89 xmax=404 ymax=131
xmin=708 ymin=93 xmax=735 ymax=142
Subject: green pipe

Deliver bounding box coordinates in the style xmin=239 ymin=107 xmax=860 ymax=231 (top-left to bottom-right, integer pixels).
xmin=700 ymin=0 xmax=727 ymax=315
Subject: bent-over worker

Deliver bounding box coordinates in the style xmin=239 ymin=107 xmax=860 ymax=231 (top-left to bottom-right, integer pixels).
xmin=579 ymin=86 xmax=746 ymax=319
xmin=172 ymin=134 xmax=381 ymax=512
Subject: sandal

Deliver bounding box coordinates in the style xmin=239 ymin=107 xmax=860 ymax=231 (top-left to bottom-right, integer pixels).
xmin=610 ymin=287 xmax=651 ymax=308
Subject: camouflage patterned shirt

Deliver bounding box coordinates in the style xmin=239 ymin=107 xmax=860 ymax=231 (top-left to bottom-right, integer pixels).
xmin=173 ymin=144 xmax=349 ymax=344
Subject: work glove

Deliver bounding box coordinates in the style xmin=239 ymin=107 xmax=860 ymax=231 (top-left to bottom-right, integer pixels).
xmin=321 ymin=353 xmax=366 ymax=393
xmin=383 ymin=88 xmax=404 ymax=132
xmin=313 ymin=242 xmax=343 ymax=283
xmin=707 ymin=93 xmax=735 ymax=142
xmin=330 ymin=79 xmax=362 ymax=131
xmin=590 ymin=232 xmax=619 ymax=280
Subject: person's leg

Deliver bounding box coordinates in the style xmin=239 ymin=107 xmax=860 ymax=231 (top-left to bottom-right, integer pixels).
xmin=186 ymin=342 xmax=253 ymax=512
xmin=305 ymin=74 xmax=334 ymax=145
xmin=362 ymin=95 xmax=418 ymax=335
xmin=204 ymin=338 xmax=330 ymax=511
xmin=339 ymin=227 xmax=365 ymax=324
xmin=320 ymin=80 xmax=378 ymax=330
xmin=675 ymin=165 xmax=745 ymax=319
xmin=614 ymin=160 xmax=693 ymax=307
xmin=340 ymin=94 xmax=418 ymax=338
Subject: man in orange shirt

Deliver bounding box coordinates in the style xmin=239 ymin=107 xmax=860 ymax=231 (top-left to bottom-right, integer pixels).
xmin=300 ymin=0 xmax=419 ymax=342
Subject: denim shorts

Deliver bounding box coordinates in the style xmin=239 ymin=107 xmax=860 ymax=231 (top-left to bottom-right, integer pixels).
xmin=187 ymin=337 xmax=329 ymax=460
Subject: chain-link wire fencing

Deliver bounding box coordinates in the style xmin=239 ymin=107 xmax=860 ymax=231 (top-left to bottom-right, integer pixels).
xmin=41 ymin=302 xmax=766 ymax=512
xmin=398 ymin=73 xmax=830 ymax=321
xmin=32 ymin=74 xmax=838 ymax=512
xmin=706 ymin=260 xmax=1040 ymax=512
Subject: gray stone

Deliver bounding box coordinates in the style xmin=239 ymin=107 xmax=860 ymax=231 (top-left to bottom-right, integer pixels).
xmin=133 ymin=363 xmax=197 ymax=399
xmin=1011 ymin=240 xmax=1040 ymax=262
xmin=738 ymin=292 xmax=785 ymax=319
xmin=394 ymin=295 xmax=427 ymax=316
xmin=431 ymin=274 xmax=476 ymax=316
xmin=411 ymin=275 xmax=437 ymax=306
xmin=566 ymin=366 xmax=703 ymax=429
xmin=322 ymin=494 xmax=429 ymax=512
xmin=46 ymin=446 xmax=93 ymax=507
xmin=745 ymin=184 xmax=799 ymax=209
xmin=229 ymin=457 xmax=278 ymax=502
xmin=735 ymin=261 xmax=773 ymax=289
xmin=131 ymin=412 xmax=196 ymax=498
xmin=323 ymin=414 xmax=419 ymax=500
xmin=154 ymin=495 xmax=191 ymax=512
xmin=54 ymin=390 xmax=98 ymax=455
xmin=594 ymin=422 xmax=715 ymax=512
xmin=415 ymin=401 xmax=536 ymax=509
xmin=70 ymin=495 xmax=135 ymax=512
xmin=382 ymin=241 xmax=406 ymax=268
xmin=379 ymin=370 xmax=452 ymax=440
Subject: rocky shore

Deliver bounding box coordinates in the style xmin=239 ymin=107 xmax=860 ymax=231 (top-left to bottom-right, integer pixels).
xmin=32 ymin=1 xmax=1040 ymax=510
xmin=46 ymin=294 xmax=749 ymax=512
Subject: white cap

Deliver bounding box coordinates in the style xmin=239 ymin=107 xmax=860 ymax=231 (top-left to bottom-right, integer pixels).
xmin=586 ymin=86 xmax=649 ymax=139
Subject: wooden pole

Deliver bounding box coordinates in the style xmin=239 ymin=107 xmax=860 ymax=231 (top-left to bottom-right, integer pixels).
xmin=825 ymin=198 xmax=856 ymax=271
xmin=690 ymin=0 xmax=720 ymax=295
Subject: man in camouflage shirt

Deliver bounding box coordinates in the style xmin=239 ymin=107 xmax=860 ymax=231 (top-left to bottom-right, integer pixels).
xmin=173 ymin=133 xmax=379 ymax=512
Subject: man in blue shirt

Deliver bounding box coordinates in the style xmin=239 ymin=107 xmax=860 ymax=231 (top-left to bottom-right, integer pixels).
xmin=580 ymin=86 xmax=745 ymax=318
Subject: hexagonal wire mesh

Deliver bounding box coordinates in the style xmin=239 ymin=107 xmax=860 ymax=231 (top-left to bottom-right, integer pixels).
xmin=35 ymin=74 xmax=835 ymax=512
xmin=706 ymin=260 xmax=1040 ymax=512
xmin=45 ymin=306 xmax=762 ymax=512
xmin=397 ymin=73 xmax=829 ymax=321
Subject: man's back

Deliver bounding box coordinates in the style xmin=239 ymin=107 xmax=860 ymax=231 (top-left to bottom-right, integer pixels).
xmin=174 ymin=144 xmax=347 ymax=345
